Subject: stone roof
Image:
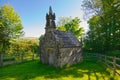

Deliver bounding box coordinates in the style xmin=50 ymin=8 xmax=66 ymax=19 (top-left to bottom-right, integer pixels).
xmin=52 ymin=30 xmax=81 ymax=47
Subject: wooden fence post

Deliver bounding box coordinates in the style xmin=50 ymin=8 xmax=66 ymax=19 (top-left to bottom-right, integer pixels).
xmin=105 ymin=55 xmax=107 ymax=64
xmin=0 ymin=53 xmax=3 ymax=67
xmin=99 ymin=54 xmax=101 ymax=62
xmin=32 ymin=53 xmax=34 ymax=60
xmin=96 ymin=53 xmax=98 ymax=60
xmin=113 ymin=56 xmax=116 ymax=76
xmin=21 ymin=52 xmax=24 ymax=62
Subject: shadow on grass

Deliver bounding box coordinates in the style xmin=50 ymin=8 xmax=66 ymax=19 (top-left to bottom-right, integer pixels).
xmin=0 ymin=60 xmax=116 ymax=80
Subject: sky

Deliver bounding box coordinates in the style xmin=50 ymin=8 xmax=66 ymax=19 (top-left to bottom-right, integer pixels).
xmin=0 ymin=0 xmax=88 ymax=37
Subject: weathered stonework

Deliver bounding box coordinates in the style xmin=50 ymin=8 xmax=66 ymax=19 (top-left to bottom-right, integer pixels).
xmin=40 ymin=6 xmax=82 ymax=67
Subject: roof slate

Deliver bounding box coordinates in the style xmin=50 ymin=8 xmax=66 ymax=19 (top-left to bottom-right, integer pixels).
xmin=52 ymin=30 xmax=81 ymax=47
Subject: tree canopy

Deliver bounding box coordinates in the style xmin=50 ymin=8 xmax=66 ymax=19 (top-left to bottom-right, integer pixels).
xmin=0 ymin=4 xmax=24 ymax=53
xmin=82 ymin=0 xmax=120 ymax=53
xmin=57 ymin=17 xmax=85 ymax=39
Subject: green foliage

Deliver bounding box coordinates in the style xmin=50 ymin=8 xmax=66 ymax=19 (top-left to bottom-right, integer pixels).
xmin=106 ymin=50 xmax=120 ymax=57
xmin=16 ymin=38 xmax=38 ymax=60
xmin=5 ymin=38 xmax=39 ymax=60
xmin=82 ymin=0 xmax=120 ymax=53
xmin=3 ymin=57 xmax=15 ymax=62
xmin=0 ymin=60 xmax=119 ymax=80
xmin=57 ymin=26 xmax=66 ymax=31
xmin=0 ymin=4 xmax=23 ymax=53
xmin=39 ymin=34 xmax=44 ymax=41
xmin=57 ymin=17 xmax=85 ymax=39
xmin=57 ymin=17 xmax=72 ymax=26
xmin=0 ymin=4 xmax=23 ymax=38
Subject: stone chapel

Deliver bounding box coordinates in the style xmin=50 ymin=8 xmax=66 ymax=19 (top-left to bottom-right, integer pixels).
xmin=40 ymin=6 xmax=82 ymax=67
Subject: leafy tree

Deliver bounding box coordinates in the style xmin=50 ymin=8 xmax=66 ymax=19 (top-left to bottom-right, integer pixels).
xmin=57 ymin=17 xmax=84 ymax=39
xmin=82 ymin=0 xmax=120 ymax=53
xmin=57 ymin=17 xmax=72 ymax=27
xmin=84 ymin=16 xmax=104 ymax=52
xmin=0 ymin=4 xmax=23 ymax=66
xmin=39 ymin=34 xmax=44 ymax=41
xmin=6 ymin=38 xmax=39 ymax=62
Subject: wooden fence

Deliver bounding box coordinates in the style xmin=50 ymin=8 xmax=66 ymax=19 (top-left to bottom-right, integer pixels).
xmin=83 ymin=53 xmax=120 ymax=76
xmin=0 ymin=53 xmax=39 ymax=66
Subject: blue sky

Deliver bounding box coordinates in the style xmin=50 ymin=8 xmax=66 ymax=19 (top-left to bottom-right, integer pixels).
xmin=0 ymin=0 xmax=88 ymax=37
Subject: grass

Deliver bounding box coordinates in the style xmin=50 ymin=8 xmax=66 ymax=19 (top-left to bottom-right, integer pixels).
xmin=0 ymin=60 xmax=119 ymax=80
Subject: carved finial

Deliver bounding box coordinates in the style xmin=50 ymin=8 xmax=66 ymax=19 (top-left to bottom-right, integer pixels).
xmin=46 ymin=13 xmax=49 ymax=27
xmin=49 ymin=6 xmax=53 ymax=14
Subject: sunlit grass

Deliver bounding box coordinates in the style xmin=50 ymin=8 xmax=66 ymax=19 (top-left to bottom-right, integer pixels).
xmin=0 ymin=60 xmax=119 ymax=80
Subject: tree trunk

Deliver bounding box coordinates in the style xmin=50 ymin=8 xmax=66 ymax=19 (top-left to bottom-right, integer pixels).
xmin=0 ymin=53 xmax=3 ymax=67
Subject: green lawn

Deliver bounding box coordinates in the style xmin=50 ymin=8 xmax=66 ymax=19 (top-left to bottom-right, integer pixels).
xmin=0 ymin=60 xmax=119 ymax=80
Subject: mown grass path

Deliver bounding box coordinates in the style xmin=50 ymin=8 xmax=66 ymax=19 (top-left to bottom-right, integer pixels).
xmin=0 ymin=60 xmax=119 ymax=80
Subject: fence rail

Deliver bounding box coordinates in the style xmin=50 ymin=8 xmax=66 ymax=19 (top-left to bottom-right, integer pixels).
xmin=0 ymin=53 xmax=39 ymax=66
xmin=83 ymin=53 xmax=120 ymax=76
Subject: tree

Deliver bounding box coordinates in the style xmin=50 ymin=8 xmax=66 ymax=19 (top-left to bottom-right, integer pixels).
xmin=82 ymin=0 xmax=120 ymax=53
xmin=7 ymin=38 xmax=39 ymax=62
xmin=57 ymin=17 xmax=84 ymax=39
xmin=57 ymin=17 xmax=72 ymax=26
xmin=0 ymin=4 xmax=23 ymax=66
xmin=39 ymin=34 xmax=44 ymax=41
xmin=84 ymin=15 xmax=104 ymax=52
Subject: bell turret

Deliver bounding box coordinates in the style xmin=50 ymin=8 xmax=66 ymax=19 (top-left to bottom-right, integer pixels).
xmin=45 ymin=6 xmax=56 ymax=32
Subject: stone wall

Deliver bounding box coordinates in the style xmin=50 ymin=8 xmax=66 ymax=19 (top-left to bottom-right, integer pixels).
xmin=58 ymin=47 xmax=82 ymax=67
xmin=40 ymin=32 xmax=56 ymax=63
